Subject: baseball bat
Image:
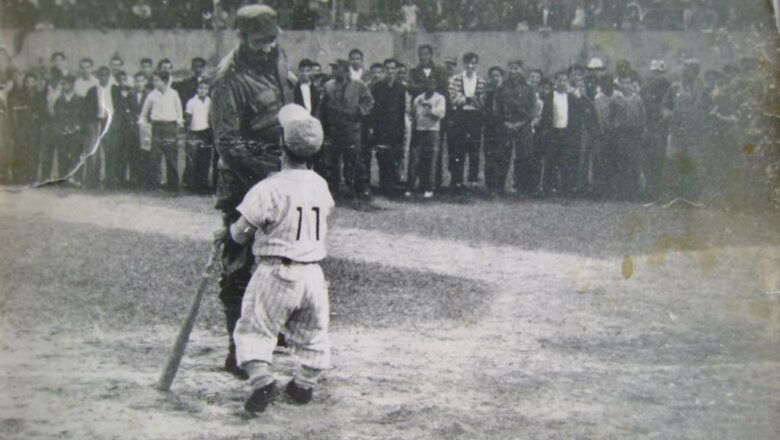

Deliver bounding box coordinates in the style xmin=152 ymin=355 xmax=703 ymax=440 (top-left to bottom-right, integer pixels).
xmin=157 ymin=234 xmax=223 ymax=391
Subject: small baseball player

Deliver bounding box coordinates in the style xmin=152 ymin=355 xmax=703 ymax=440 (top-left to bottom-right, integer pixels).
xmin=229 ymin=104 xmax=335 ymax=415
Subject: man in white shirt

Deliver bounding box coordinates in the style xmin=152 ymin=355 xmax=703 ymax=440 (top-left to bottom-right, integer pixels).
xmin=73 ymin=58 xmax=98 ymax=98
xmin=348 ymin=48 xmax=365 ymax=82
xmin=139 ymin=70 xmax=183 ymax=191
xmin=539 ymin=70 xmax=580 ymax=196
xmin=183 ymin=81 xmax=215 ymax=193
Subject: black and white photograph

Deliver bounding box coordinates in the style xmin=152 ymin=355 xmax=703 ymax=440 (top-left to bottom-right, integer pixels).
xmin=0 ymin=0 xmax=779 ymax=438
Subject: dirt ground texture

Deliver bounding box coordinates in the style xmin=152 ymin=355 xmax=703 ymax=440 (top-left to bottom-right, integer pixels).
xmin=0 ymin=188 xmax=779 ymax=439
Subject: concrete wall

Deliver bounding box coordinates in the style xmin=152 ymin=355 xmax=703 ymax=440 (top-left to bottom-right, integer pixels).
xmin=0 ymin=29 xmax=765 ymax=79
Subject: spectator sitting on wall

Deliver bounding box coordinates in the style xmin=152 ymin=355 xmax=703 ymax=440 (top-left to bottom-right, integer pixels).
xmin=399 ymin=0 xmax=421 ymax=31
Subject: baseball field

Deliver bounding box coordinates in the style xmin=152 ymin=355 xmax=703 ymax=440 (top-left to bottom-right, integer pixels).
xmin=0 ymin=187 xmax=778 ymax=439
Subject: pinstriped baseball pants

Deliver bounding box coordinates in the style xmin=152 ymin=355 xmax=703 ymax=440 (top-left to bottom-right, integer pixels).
xmin=234 ymin=260 xmax=331 ymax=371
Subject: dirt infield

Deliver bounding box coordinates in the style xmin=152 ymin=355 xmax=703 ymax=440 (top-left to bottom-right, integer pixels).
xmin=0 ymin=188 xmax=778 ymax=439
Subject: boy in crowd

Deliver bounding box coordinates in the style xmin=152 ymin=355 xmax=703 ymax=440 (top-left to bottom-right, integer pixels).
xmin=74 ymin=57 xmax=98 ymax=97
xmin=104 ymin=70 xmax=137 ymax=189
xmin=293 ymin=59 xmax=320 ymax=115
xmin=230 ymin=104 xmax=334 ymax=414
xmin=132 ymin=71 xmax=153 ymax=188
xmin=183 ymin=81 xmax=215 ymax=194
xmin=408 ymin=77 xmax=446 ymax=198
xmin=610 ymin=73 xmax=646 ymax=199
xmin=447 ymin=52 xmax=486 ymax=189
xmin=51 ymin=75 xmax=86 ymax=180
xmin=83 ymin=66 xmax=113 ymax=188
xmin=139 ymin=70 xmax=183 ymax=191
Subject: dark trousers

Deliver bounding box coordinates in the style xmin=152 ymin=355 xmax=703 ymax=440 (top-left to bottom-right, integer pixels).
xmin=408 ymin=130 xmax=439 ymax=192
xmin=609 ymin=127 xmax=642 ymax=199
xmin=151 ymin=121 xmax=179 ymax=190
xmin=11 ymin=130 xmax=40 ymax=184
xmin=376 ymin=143 xmax=402 ymax=192
xmin=39 ymin=124 xmax=57 ymax=181
xmin=322 ymin=126 xmax=368 ymax=193
xmin=218 ymin=209 xmax=255 ymax=367
xmin=511 ymin=126 xmax=538 ymax=194
xmin=104 ymin=124 xmax=133 ymax=189
xmin=448 ymin=110 xmax=482 ymax=185
xmin=591 ymin=132 xmax=612 ymax=197
xmin=484 ymin=123 xmax=507 ymax=191
xmin=183 ymin=129 xmax=216 ymax=193
xmin=643 ymin=122 xmax=667 ymax=199
xmin=542 ymin=127 xmax=578 ymax=195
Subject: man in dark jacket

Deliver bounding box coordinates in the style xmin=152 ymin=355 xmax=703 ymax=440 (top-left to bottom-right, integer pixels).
xmin=209 ymin=4 xmax=293 ymax=380
xmin=493 ymin=67 xmax=537 ymax=196
xmin=173 ymin=57 xmax=208 ymax=113
xmin=370 ymin=58 xmax=406 ymax=194
xmin=51 ymin=75 xmax=86 ymax=179
xmin=293 ymin=58 xmax=321 ymax=116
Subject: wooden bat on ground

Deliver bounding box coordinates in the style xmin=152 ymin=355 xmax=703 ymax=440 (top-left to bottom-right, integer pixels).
xmin=157 ymin=234 xmax=223 ymax=392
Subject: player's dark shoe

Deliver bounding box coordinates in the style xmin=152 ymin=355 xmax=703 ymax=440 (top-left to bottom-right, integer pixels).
xmin=224 ymin=354 xmax=249 ymax=380
xmin=244 ymin=381 xmax=279 ymax=414
xmin=284 ymin=380 xmax=313 ymax=404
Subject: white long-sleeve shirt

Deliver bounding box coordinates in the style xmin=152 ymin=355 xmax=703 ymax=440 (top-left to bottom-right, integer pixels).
xmin=139 ymin=87 xmax=183 ymax=125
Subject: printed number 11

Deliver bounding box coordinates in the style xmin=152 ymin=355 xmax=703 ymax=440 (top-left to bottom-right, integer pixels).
xmin=296 ymin=207 xmax=320 ymax=241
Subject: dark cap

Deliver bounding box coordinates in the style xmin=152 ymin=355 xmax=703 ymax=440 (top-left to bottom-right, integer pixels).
xmin=235 ymin=4 xmax=279 ymax=37
xmin=329 ymin=59 xmax=350 ymax=68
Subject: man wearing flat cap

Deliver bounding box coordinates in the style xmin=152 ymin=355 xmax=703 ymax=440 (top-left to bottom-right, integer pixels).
xmin=210 ymin=3 xmax=294 ymax=380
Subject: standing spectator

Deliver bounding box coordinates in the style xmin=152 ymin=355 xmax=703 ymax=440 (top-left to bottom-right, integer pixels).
xmin=104 ymin=70 xmax=136 ymax=189
xmin=139 ymin=70 xmax=184 ymax=191
xmin=408 ymin=44 xmax=448 ymax=99
xmin=8 ymin=73 xmax=43 ymax=184
xmin=592 ymin=74 xmax=620 ymax=197
xmin=0 ymin=48 xmax=12 ymax=183
xmin=483 ymin=65 xmax=505 ymax=193
xmin=610 ymin=73 xmax=646 ymax=199
xmin=129 ymin=71 xmax=151 ymax=189
xmin=343 ymin=0 xmax=358 ymax=29
xmin=400 ymin=0 xmax=421 ymax=31
xmin=290 ymin=0 xmax=319 ymax=30
xmin=173 ymin=57 xmax=208 ymax=112
xmin=539 ymin=70 xmax=581 ymax=196
xmin=319 ymin=59 xmax=373 ymax=197
xmin=293 ymin=58 xmax=321 ymax=116
xmin=109 ymin=55 xmax=125 ymax=84
xmin=640 ymin=59 xmax=671 ymax=200
xmin=493 ymin=64 xmax=537 ymax=196
xmin=50 ymin=51 xmax=69 ymax=77
xmin=182 ymin=81 xmax=215 ymax=193
xmin=368 ymin=62 xmax=385 ymax=86
xmin=39 ymin=71 xmax=63 ymax=182
xmin=50 ymin=74 xmax=86 ymax=181
xmin=662 ymin=58 xmax=707 ymax=202
xmin=83 ymin=66 xmax=114 ymax=188
xmin=140 ymin=58 xmax=155 ymax=83
xmin=74 ymin=58 xmax=98 ymax=98
xmin=157 ymin=58 xmax=174 ymax=86
xmin=348 ymin=48 xmax=365 ymax=81
xmin=408 ymin=77 xmax=446 ymax=198
xmin=370 ymin=58 xmax=407 ymax=195
xmin=448 ymin=52 xmax=486 ymax=189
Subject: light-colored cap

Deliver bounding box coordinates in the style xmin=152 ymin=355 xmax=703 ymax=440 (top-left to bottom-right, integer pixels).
xmin=587 ymin=58 xmax=604 ymax=69
xmin=278 ymin=104 xmax=323 ymax=158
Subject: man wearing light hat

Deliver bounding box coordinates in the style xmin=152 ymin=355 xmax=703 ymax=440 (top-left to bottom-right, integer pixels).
xmin=210 ymin=3 xmax=294 ymax=380
xmin=229 ymin=103 xmax=334 ymax=414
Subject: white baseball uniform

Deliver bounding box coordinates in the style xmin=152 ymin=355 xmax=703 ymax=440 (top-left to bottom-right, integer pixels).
xmin=233 ymin=168 xmax=335 ymax=371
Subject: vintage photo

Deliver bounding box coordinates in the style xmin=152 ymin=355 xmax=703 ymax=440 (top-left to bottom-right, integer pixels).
xmin=0 ymin=1 xmax=778 ymax=438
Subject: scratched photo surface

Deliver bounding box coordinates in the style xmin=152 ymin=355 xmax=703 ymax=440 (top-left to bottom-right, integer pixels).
xmin=0 ymin=1 xmax=778 ymax=439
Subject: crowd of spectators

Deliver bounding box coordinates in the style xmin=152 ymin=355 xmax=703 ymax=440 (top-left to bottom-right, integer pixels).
xmin=0 ymin=0 xmax=771 ymax=32
xmin=0 ymin=40 xmax=777 ymax=206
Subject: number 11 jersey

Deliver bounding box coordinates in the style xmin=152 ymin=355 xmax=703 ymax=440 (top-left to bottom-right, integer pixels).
xmin=237 ymin=169 xmax=335 ymax=263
